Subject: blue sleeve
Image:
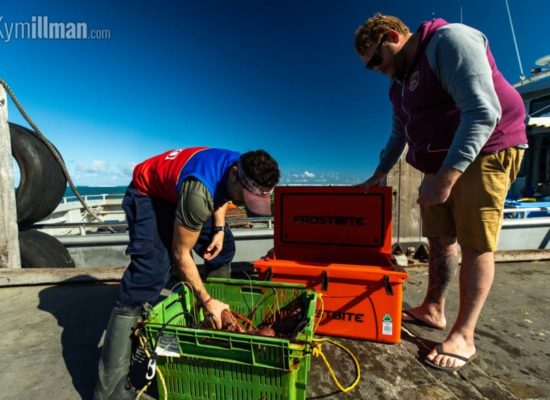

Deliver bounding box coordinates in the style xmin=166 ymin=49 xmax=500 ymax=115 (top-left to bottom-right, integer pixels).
xmin=377 ymin=110 xmax=407 ymax=173
xmin=425 ymin=23 xmax=502 ymax=172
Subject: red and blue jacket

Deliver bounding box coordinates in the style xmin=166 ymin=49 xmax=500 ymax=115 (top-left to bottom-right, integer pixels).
xmin=132 ymin=147 xmax=241 ymax=204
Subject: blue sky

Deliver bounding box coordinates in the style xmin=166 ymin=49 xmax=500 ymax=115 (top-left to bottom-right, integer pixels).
xmin=3 ymin=0 xmax=549 ymax=186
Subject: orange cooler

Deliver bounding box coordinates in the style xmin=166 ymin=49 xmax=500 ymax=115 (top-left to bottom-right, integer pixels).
xmin=254 ymin=258 xmax=407 ymax=343
xmin=254 ymin=185 xmax=407 ymax=343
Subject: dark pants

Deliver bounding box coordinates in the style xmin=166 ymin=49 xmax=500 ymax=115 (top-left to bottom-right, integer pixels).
xmin=116 ymin=185 xmax=235 ymax=307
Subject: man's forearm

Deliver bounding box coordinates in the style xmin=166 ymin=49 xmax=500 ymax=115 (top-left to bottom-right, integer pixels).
xmin=173 ymin=251 xmax=210 ymax=303
xmin=213 ymin=202 xmax=228 ymax=227
xmin=171 ymin=221 xmax=229 ymax=329
xmin=378 ymin=115 xmax=407 ymax=173
xmin=435 ymin=165 xmax=462 ymax=187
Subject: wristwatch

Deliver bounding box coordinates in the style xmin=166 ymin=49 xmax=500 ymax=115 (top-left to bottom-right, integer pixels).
xmin=213 ymin=225 xmax=226 ymax=233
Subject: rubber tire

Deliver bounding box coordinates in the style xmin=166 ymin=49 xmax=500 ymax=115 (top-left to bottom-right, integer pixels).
xmin=19 ymin=229 xmax=75 ymax=268
xmin=10 ymin=123 xmax=67 ymax=227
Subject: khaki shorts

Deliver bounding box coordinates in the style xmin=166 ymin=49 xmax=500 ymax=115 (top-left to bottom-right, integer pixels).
xmin=421 ymin=147 xmax=525 ymax=253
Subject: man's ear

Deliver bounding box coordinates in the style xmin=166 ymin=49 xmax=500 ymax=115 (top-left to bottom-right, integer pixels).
xmin=229 ymin=165 xmax=238 ymax=179
xmin=385 ymin=29 xmax=401 ymax=43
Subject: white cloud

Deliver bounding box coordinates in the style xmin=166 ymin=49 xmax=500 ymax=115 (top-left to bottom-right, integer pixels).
xmin=91 ymin=160 xmax=109 ymax=173
xmin=69 ymin=160 xmax=136 ymax=186
xmin=282 ymin=170 xmax=365 ymax=185
xmin=289 ymin=171 xmax=317 ymax=180
xmin=76 ymin=160 xmax=109 ymax=174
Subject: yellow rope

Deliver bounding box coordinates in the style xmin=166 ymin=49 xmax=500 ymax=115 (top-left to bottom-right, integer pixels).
xmin=135 ymin=329 xmax=168 ymax=400
xmin=312 ymin=294 xmax=362 ymax=392
xmin=313 ymin=293 xmax=325 ymax=333
xmin=134 ymin=381 xmax=152 ymax=400
xmin=311 ymin=337 xmax=361 ymax=393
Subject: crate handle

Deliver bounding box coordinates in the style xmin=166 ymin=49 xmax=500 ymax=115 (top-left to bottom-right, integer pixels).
xmin=383 ymin=275 xmax=394 ymax=296
xmin=197 ymin=336 xmax=234 ymax=351
xmin=164 ymin=297 xmax=181 ymax=310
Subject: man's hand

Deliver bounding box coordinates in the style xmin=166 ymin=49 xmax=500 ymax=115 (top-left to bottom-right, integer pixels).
xmin=356 ymin=169 xmax=387 ymax=192
xmin=417 ymin=167 xmax=462 ymax=206
xmin=204 ymin=298 xmax=230 ymax=329
xmin=203 ymin=231 xmax=224 ymax=261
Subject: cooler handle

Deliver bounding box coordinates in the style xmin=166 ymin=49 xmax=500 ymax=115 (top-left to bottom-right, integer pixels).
xmin=264 ymin=267 xmax=273 ymax=281
xmin=384 ymin=275 xmax=394 ymax=296
xmin=322 ymin=271 xmax=329 ymax=291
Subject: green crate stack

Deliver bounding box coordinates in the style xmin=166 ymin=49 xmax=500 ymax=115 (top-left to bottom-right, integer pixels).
xmin=143 ymin=278 xmax=317 ymax=400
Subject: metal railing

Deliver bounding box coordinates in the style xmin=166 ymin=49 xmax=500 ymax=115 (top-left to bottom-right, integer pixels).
xmin=34 ymin=216 xmax=274 ymax=236
xmin=60 ymin=193 xmax=125 ymax=203
xmin=503 ymin=207 xmax=550 ymax=218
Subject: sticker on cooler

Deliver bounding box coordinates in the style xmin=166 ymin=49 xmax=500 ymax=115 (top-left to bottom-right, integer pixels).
xmin=382 ymin=314 xmax=393 ymax=336
xmin=155 ymin=333 xmax=181 ymax=357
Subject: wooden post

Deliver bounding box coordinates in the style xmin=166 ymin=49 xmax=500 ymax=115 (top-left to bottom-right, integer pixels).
xmin=0 ymin=86 xmax=21 ymax=268
xmin=386 ymin=147 xmax=425 ymax=253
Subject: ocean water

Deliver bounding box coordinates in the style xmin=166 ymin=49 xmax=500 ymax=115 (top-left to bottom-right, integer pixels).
xmin=63 ymin=186 xmax=128 ymax=200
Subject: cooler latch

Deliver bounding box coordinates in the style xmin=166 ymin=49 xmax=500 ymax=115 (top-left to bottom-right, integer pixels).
xmin=321 ymin=271 xmax=329 ymax=291
xmin=383 ymin=275 xmax=393 ymax=296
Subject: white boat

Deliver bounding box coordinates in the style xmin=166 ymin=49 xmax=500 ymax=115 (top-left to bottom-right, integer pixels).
xmin=499 ymin=55 xmax=550 ymax=250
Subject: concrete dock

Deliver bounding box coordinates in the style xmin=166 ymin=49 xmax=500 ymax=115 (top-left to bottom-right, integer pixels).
xmin=0 ymin=261 xmax=548 ymax=400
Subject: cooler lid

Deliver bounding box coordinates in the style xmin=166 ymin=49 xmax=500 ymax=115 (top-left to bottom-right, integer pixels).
xmin=274 ymin=186 xmax=392 ymax=264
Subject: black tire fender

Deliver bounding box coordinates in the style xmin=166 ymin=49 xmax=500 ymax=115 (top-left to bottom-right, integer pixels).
xmin=19 ymin=229 xmax=75 ymax=268
xmin=10 ymin=122 xmax=67 ymax=227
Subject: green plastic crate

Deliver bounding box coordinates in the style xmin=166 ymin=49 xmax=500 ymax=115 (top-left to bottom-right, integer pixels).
xmin=143 ymin=278 xmax=317 ymax=400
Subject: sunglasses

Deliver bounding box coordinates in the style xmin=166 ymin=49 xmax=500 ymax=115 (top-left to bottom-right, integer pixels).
xmin=236 ymin=172 xmax=250 ymax=193
xmin=366 ymin=36 xmax=386 ymax=70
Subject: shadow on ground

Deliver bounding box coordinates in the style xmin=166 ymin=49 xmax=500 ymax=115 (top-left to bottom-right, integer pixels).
xmin=38 ymin=277 xmax=118 ymax=400
xmin=400 ymin=301 xmax=441 ymax=359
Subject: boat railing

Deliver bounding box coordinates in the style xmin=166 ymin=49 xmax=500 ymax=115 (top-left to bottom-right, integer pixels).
xmin=34 ymin=216 xmax=274 ymax=236
xmin=503 ymin=207 xmax=550 ymax=215
xmin=503 ymin=207 xmax=550 ymax=225
xmin=503 ymin=207 xmax=550 ymax=218
xmin=60 ymin=193 xmax=125 ymax=203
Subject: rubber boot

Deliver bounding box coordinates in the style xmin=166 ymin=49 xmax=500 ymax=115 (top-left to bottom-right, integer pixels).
xmin=93 ymin=305 xmax=140 ymax=400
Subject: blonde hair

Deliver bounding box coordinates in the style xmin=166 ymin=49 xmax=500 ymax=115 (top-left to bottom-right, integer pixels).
xmin=354 ymin=13 xmax=410 ymax=55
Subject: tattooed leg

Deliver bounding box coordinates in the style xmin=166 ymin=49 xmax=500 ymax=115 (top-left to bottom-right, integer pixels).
xmin=425 ymin=236 xmax=460 ymax=304
xmin=402 ymin=236 xmax=458 ymax=329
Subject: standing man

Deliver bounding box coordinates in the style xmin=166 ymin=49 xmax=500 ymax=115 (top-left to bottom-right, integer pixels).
xmin=94 ymin=147 xmax=280 ymax=399
xmin=354 ymin=14 xmax=527 ymax=371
